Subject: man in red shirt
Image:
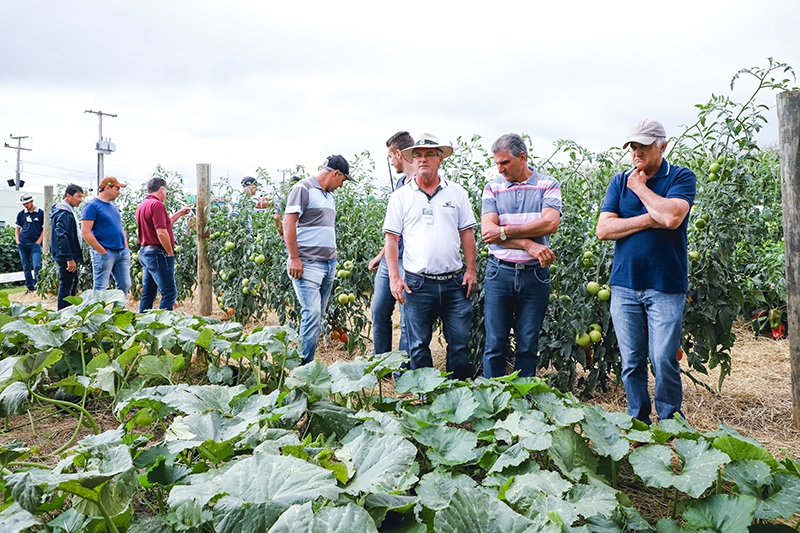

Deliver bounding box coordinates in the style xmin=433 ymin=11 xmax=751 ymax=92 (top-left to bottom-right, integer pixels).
xmin=135 ymin=177 xmax=192 ymax=312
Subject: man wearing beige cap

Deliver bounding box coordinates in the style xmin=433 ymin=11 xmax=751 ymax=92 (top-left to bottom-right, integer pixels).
xmin=596 ymin=119 xmax=696 ymax=425
xmin=81 ymin=176 xmax=131 ymax=294
xmin=383 ymin=133 xmax=478 ymax=380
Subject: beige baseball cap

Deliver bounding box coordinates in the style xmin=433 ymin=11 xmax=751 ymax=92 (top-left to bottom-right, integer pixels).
xmin=623 ymin=119 xmax=666 ymax=148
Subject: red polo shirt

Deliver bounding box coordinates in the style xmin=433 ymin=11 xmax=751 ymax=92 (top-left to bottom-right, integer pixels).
xmin=136 ymin=194 xmax=174 ymax=248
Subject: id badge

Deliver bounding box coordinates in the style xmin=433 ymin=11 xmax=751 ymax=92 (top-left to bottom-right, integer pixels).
xmin=422 ymin=206 xmax=433 ymax=224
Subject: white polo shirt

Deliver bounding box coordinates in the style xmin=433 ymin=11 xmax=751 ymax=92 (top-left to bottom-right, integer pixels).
xmin=383 ymin=176 xmax=476 ymax=275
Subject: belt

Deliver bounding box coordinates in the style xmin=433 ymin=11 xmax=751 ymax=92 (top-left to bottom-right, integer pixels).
xmin=141 ymin=245 xmax=164 ymax=251
xmin=497 ymin=258 xmax=538 ymax=270
xmin=420 ymin=271 xmax=459 ymax=281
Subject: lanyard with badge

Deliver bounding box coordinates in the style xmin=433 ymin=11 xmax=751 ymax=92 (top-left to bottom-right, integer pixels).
xmin=422 ymin=204 xmax=433 ymax=224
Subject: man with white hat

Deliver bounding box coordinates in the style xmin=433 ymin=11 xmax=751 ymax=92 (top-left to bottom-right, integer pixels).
xmin=383 ymin=133 xmax=477 ymax=380
xmin=14 ymin=193 xmax=45 ymax=293
xmin=81 ymin=176 xmax=131 ymax=295
xmin=596 ymin=119 xmax=696 ymax=424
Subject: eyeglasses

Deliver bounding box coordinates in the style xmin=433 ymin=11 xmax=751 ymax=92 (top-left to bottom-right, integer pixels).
xmin=412 ymin=151 xmax=440 ymax=160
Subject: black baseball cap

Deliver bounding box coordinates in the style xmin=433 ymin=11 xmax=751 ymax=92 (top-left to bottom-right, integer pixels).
xmin=241 ymin=176 xmax=257 ymax=187
xmin=324 ymin=155 xmax=351 ymax=180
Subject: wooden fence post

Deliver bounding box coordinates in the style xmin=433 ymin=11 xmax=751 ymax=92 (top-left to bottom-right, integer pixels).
xmin=196 ymin=164 xmax=212 ymax=316
xmin=43 ymin=186 xmax=53 ymax=255
xmin=777 ymin=90 xmax=800 ymax=429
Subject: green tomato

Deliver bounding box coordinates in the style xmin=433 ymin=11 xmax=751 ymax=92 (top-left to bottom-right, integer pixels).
xmin=709 ymin=162 xmax=722 ymax=174
xmin=225 ymin=241 xmax=235 ymax=251
xmin=241 ymin=278 xmax=250 ymax=286
xmin=588 ymin=330 xmax=602 ymax=344
xmin=347 ymin=293 xmax=356 ymax=303
xmin=583 ymin=250 xmax=594 ymax=260
xmin=708 ymin=172 xmax=719 ymax=182
xmin=338 ymin=293 xmax=349 ymax=305
xmin=344 ymin=260 xmax=354 ymax=270
xmin=575 ymin=332 xmax=592 ymax=348
xmin=694 ymin=219 xmax=707 ymax=231
xmin=586 ymin=281 xmax=601 ymax=296
xmin=254 ymin=254 xmax=266 ymax=264
xmin=597 ymin=288 xmax=611 ymax=301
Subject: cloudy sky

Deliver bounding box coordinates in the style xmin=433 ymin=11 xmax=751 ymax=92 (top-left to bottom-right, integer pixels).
xmin=2 ymin=0 xmax=799 ymax=195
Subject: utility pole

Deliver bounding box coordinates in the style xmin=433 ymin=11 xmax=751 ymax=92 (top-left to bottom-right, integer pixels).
xmin=3 ymin=135 xmax=32 ymax=191
xmin=84 ymin=110 xmax=117 ymax=192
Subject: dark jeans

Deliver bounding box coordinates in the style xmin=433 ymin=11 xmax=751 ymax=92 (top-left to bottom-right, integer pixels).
xmin=18 ymin=242 xmax=42 ymax=291
xmin=139 ymin=248 xmax=177 ymax=312
xmin=403 ymin=271 xmax=473 ymax=380
xmin=482 ymin=259 xmax=550 ymax=378
xmin=56 ymin=261 xmax=79 ymax=310
xmin=372 ymin=256 xmax=407 ymax=355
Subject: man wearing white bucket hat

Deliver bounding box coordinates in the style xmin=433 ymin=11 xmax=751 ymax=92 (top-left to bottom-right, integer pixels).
xmin=383 ymin=133 xmax=477 ymax=380
xmin=596 ymin=119 xmax=696 ymax=425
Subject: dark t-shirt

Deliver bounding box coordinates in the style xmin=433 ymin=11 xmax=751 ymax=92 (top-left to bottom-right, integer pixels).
xmin=136 ymin=195 xmax=174 ymax=248
xmin=15 ymin=208 xmax=45 ymax=243
xmin=600 ymin=159 xmax=696 ymax=293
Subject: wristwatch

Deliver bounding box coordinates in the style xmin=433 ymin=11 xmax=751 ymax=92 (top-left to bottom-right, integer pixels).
xmin=500 ymin=227 xmax=507 ymax=241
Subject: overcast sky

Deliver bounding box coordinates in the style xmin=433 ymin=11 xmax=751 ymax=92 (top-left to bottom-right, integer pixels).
xmin=2 ymin=0 xmax=799 ymax=195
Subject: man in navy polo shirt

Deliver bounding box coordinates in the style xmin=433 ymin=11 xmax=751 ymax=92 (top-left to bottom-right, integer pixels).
xmin=383 ymin=133 xmax=478 ymax=380
xmin=596 ymin=119 xmax=696 ymax=424
xmin=14 ymin=193 xmax=45 ymax=293
xmin=81 ymin=177 xmax=131 ymax=295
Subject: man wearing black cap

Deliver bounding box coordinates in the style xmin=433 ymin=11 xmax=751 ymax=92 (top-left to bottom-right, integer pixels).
xmin=596 ymin=119 xmax=696 ymax=425
xmin=283 ymin=155 xmax=351 ymax=364
xmin=14 ymin=193 xmax=45 ymax=294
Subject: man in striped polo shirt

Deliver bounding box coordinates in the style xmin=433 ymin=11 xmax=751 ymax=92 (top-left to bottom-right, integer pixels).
xmin=284 ymin=155 xmax=351 ymax=364
xmin=480 ymin=133 xmax=561 ymax=378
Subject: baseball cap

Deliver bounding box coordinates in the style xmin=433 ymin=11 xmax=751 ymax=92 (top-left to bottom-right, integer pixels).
xmin=324 ymin=155 xmax=351 ymax=180
xmin=18 ymin=193 xmax=34 ymax=204
xmin=623 ymin=119 xmax=666 ymax=149
xmin=241 ymin=176 xmax=257 ymax=187
xmin=99 ymin=177 xmax=127 ymax=190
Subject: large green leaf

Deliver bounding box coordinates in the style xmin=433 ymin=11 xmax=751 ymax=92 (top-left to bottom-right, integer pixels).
xmin=0 ymin=502 xmax=42 ymax=533
xmin=567 ymin=483 xmax=619 ymax=521
xmin=164 ymin=412 xmax=252 ymax=454
xmin=362 ymin=350 xmax=409 ymax=378
xmin=433 ymin=485 xmax=536 ymax=533
xmin=12 ymin=349 xmax=63 ymax=382
xmin=472 ymin=386 xmax=512 ymax=419
xmin=713 ymin=435 xmax=778 ymax=469
xmin=1 ymin=320 xmax=66 ymax=349
xmin=0 ymin=356 xmax=21 ymax=389
xmin=268 ymin=502 xmax=315 ymax=532
xmin=532 ymin=392 xmax=585 ymax=426
xmin=341 ymin=430 xmax=419 ymax=495
xmin=415 ymin=471 xmax=477 ymax=511
xmin=394 ymin=367 xmax=448 ymax=394
xmin=548 ymin=426 xmax=598 ymax=481
xmin=308 ymin=399 xmax=359 ymax=440
xmin=723 ymin=460 xmax=800 ymax=520
xmin=415 ymin=425 xmax=479 ymax=467
xmin=168 ymin=452 xmax=341 ymax=530
xmin=312 ymin=503 xmax=380 ymax=533
xmin=629 ymin=439 xmax=730 ymax=498
xmin=429 ymin=387 xmax=479 ymax=424
xmin=329 ymin=359 xmax=378 ymax=395
xmin=581 ymin=405 xmax=631 ymax=462
xmin=0 ymin=381 xmax=29 ymax=416
xmin=286 ymin=360 xmax=332 ymax=400
xmin=681 ymin=494 xmax=757 ymax=533
xmin=492 ymin=409 xmax=554 ymax=444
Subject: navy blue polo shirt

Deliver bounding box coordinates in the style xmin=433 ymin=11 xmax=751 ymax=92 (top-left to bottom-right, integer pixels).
xmin=15 ymin=208 xmax=45 ymax=243
xmin=600 ymin=159 xmax=696 ymax=293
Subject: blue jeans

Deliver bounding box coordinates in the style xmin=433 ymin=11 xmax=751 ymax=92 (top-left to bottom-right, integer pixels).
xmin=90 ymin=248 xmax=131 ymax=294
xmin=139 ymin=248 xmax=177 ymax=312
xmin=403 ymin=271 xmax=473 ymax=380
xmin=372 ymin=256 xmax=407 ymax=355
xmin=483 ymin=259 xmax=550 ymax=378
xmin=290 ymin=258 xmax=337 ymax=364
xmin=18 ymin=242 xmax=42 ymax=291
xmin=610 ymin=285 xmax=686 ymax=424
xmin=56 ymin=261 xmax=79 ymax=310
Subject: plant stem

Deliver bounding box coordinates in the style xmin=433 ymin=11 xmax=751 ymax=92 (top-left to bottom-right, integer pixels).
xmin=7 ymin=461 xmax=51 ymax=469
xmin=30 ymin=390 xmax=100 ymax=435
xmin=611 ymin=460 xmax=618 ymax=489
xmin=27 ymin=408 xmax=37 ymax=436
xmin=43 ymin=412 xmax=86 ymax=459
xmin=670 ymin=488 xmax=679 ymax=520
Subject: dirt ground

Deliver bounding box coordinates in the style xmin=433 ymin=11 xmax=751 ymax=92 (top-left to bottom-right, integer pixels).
xmin=6 ymin=290 xmax=799 ymax=461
